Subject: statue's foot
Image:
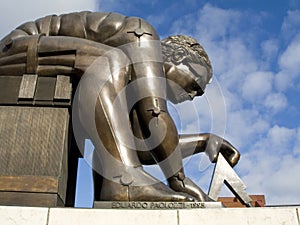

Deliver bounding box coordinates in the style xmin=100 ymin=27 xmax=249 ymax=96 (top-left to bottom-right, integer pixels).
xmin=99 ymin=167 xmax=194 ymax=202
xmin=168 ymin=173 xmax=213 ymax=202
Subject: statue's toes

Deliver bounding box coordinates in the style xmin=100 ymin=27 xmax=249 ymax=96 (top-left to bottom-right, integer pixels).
xmin=169 ymin=177 xmax=213 ymax=202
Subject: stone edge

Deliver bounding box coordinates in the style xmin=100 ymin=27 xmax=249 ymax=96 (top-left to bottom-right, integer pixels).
xmin=0 ymin=206 xmax=299 ymax=225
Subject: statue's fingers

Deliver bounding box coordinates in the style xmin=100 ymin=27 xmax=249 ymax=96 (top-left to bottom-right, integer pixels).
xmin=219 ymin=141 xmax=240 ymax=167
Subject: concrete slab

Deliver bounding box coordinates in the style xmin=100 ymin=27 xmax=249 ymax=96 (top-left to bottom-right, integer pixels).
xmin=1 ymin=205 xmax=299 ymax=225
xmin=179 ymin=207 xmax=299 ymax=225
xmin=48 ymin=208 xmax=177 ymax=225
xmin=0 ymin=206 xmax=48 ymax=225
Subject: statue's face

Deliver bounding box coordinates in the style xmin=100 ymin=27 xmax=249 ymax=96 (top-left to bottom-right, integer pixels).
xmin=165 ymin=49 xmax=211 ymax=104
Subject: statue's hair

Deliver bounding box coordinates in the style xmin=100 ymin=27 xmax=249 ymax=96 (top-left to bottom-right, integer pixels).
xmin=161 ymin=35 xmax=212 ymax=79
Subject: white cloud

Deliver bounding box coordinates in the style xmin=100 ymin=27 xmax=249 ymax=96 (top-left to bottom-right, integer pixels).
xmin=193 ymin=4 xmax=242 ymax=41
xmin=265 ymin=156 xmax=300 ymax=204
xmin=275 ymin=71 xmax=292 ymax=91
xmin=278 ymin=36 xmax=300 ymax=75
xmin=0 ymin=0 xmax=97 ymax=38
xmin=276 ymin=11 xmax=300 ymax=92
xmin=214 ymin=39 xmax=258 ymax=91
xmin=242 ymin=71 xmax=274 ymax=102
xmin=275 ymin=35 xmax=300 ymax=91
xmin=293 ymin=128 xmax=300 ymax=154
xmin=226 ymin=109 xmax=270 ymax=149
xmin=241 ymin=151 xmax=300 ymax=205
xmin=260 ymin=39 xmax=279 ymax=66
xmin=169 ymin=100 xmax=201 ymax=133
xmin=264 ymin=93 xmax=287 ymax=112
xmin=266 ymin=125 xmax=297 ymax=153
xmin=236 ymin=124 xmax=300 ymax=204
xmin=281 ymin=10 xmax=300 ymax=41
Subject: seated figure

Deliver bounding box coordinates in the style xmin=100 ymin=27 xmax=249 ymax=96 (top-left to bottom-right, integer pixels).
xmin=0 ymin=11 xmax=240 ymax=202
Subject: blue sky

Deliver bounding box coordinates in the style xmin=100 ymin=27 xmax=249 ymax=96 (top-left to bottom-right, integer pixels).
xmin=1 ymin=0 xmax=300 ymax=206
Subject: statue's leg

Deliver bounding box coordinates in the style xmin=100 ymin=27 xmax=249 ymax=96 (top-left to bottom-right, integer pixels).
xmin=132 ymin=89 xmax=211 ymax=201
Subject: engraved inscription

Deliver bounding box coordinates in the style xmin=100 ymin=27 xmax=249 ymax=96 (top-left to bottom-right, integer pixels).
xmin=110 ymin=201 xmax=206 ymax=209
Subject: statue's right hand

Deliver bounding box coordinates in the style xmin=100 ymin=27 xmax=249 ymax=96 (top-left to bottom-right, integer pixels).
xmin=205 ymin=134 xmax=240 ymax=167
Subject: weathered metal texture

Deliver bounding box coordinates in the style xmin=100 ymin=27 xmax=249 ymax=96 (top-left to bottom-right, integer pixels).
xmin=54 ymin=75 xmax=72 ymax=101
xmin=0 ymin=106 xmax=69 ymax=206
xmin=0 ymin=74 xmax=72 ymax=106
xmin=0 ymin=176 xmax=58 ymax=193
xmin=34 ymin=76 xmax=56 ymax=102
xmin=0 ymin=76 xmax=22 ymax=104
xmin=0 ymin=192 xmax=64 ymax=207
xmin=18 ymin=74 xmax=37 ymax=99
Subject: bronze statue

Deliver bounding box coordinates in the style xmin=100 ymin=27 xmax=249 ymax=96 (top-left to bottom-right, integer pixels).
xmin=0 ymin=11 xmax=240 ymax=203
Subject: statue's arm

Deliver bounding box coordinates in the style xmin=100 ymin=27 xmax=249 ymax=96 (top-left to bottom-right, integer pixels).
xmin=139 ymin=133 xmax=240 ymax=167
xmin=179 ymin=133 xmax=240 ymax=167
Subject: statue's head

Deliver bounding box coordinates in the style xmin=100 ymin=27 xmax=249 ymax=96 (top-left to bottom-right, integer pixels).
xmin=161 ymin=35 xmax=212 ymax=104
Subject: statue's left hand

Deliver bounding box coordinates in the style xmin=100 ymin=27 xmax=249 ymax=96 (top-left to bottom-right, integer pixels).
xmin=205 ymin=134 xmax=240 ymax=167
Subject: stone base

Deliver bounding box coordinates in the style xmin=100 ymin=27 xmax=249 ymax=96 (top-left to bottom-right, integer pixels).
xmin=0 ymin=206 xmax=299 ymax=225
xmin=94 ymin=201 xmax=223 ymax=209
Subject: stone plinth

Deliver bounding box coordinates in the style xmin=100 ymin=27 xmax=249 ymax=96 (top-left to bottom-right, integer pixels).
xmin=0 ymin=206 xmax=299 ymax=225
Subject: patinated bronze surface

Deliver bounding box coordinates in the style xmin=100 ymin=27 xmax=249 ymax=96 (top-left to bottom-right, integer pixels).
xmin=0 ymin=11 xmax=241 ymax=204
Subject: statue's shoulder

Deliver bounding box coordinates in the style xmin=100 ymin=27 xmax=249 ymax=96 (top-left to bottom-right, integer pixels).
xmin=84 ymin=11 xmax=127 ymax=39
xmin=53 ymin=11 xmax=129 ymax=42
xmin=84 ymin=11 xmax=158 ymax=44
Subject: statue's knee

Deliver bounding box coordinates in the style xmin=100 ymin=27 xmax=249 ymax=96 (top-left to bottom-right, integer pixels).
xmin=136 ymin=98 xmax=176 ymax=139
xmin=139 ymin=97 xmax=166 ymax=113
